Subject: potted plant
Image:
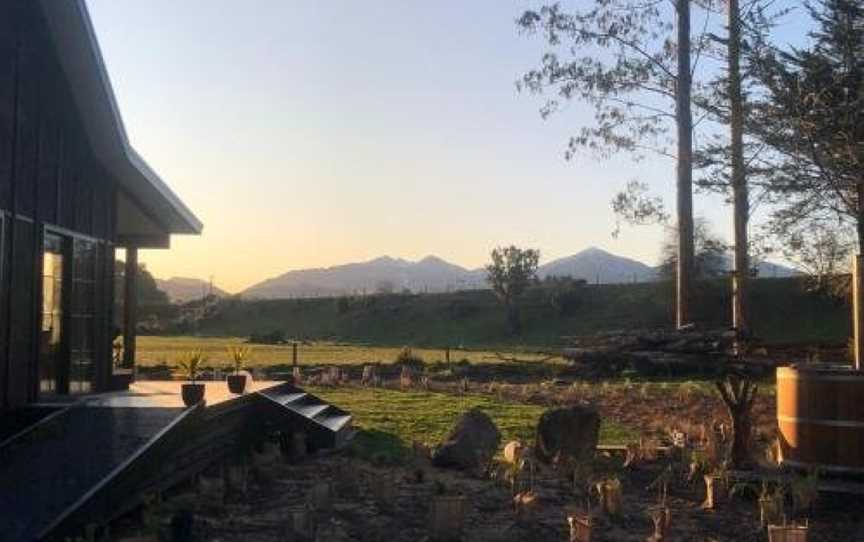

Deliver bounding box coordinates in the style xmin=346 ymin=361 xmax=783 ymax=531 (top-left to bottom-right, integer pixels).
xmin=789 ymin=469 xmax=819 ymax=518
xmin=768 ymin=519 xmax=809 ymax=542
xmin=759 ymin=483 xmax=785 ymax=529
xmin=567 ymin=509 xmax=593 ymax=542
xmin=226 ymin=345 xmax=252 ymax=394
xmin=595 ymin=477 xmax=622 ymax=517
xmin=731 ymin=478 xmax=786 ymax=529
xmin=178 ymin=350 xmax=206 ymax=406
xmin=647 ymin=466 xmax=672 ymax=541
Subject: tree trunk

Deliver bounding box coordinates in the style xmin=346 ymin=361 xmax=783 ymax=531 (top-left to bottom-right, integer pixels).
xmin=507 ymin=302 xmax=522 ymax=335
xmin=676 ymin=0 xmax=695 ymax=329
xmin=855 ymin=183 xmax=864 ymax=369
xmin=716 ymin=374 xmax=758 ymax=468
xmin=728 ymin=0 xmax=749 ymax=345
xmin=857 ymin=183 xmax=864 ymax=255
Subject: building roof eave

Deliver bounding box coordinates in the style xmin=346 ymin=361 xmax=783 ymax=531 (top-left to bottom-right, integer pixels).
xmin=37 ymin=0 xmax=203 ymax=236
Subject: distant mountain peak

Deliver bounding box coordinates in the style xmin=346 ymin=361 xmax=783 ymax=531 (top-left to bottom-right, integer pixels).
xmin=539 ymin=249 xmax=655 ymax=283
xmin=241 ymin=254 xmax=483 ymax=299
xmin=156 ymin=276 xmax=228 ymax=303
xmin=241 ymin=250 xmax=663 ymax=299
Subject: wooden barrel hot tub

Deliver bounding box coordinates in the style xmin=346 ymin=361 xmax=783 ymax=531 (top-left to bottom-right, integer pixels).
xmin=777 ymin=365 xmax=864 ymax=473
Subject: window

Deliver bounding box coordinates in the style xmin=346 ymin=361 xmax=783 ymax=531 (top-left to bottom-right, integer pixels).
xmin=40 ymin=233 xmax=65 ymax=394
xmin=69 ymin=238 xmax=97 ymax=394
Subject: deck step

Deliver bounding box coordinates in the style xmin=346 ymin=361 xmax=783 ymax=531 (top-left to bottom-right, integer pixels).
xmin=315 ymin=413 xmax=352 ymax=432
xmin=277 ymin=392 xmax=308 ymax=405
xmin=256 ymin=383 xmax=353 ymax=448
xmin=290 ymin=403 xmax=330 ymax=419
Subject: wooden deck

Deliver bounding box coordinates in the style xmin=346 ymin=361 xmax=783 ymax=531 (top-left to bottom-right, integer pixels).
xmin=0 ymin=380 xmax=352 ymax=541
xmin=83 ymin=380 xmax=287 ymax=408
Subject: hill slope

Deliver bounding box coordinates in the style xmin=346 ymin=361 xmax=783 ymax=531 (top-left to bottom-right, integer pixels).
xmin=156 ymin=277 xmax=228 ymax=303
xmin=539 ymin=247 xmax=656 ymax=283
xmin=241 ymin=256 xmax=484 ymax=299
xmin=241 ymin=248 xmax=666 ymax=299
xmin=188 ymin=277 xmax=847 ymax=346
xmin=239 ymin=248 xmax=800 ymax=299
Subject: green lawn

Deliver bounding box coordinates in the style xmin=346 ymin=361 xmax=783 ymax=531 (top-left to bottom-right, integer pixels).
xmin=136 ymin=335 xmax=564 ymax=369
xmin=305 ymin=386 xmax=637 ymax=462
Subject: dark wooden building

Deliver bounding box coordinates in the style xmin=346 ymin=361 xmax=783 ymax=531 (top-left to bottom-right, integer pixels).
xmin=0 ymin=5 xmax=354 ymax=538
xmin=0 ymin=0 xmax=202 ymax=408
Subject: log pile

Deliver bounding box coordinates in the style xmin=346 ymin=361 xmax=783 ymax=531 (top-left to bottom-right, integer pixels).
xmin=561 ymin=328 xmax=744 ymax=376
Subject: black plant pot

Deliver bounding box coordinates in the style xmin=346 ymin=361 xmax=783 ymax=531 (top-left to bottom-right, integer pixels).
xmin=181 ymin=383 xmax=205 ymax=406
xmin=227 ymin=374 xmax=248 ymax=394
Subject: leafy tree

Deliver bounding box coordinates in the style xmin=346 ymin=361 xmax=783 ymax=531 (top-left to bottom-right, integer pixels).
xmin=742 ymin=0 xmax=864 ymax=361
xmin=781 ymin=222 xmax=854 ymax=299
xmin=485 ymin=246 xmax=540 ymax=334
xmin=517 ymin=0 xmax=711 ymax=327
xmin=542 ymin=276 xmax=588 ymax=316
xmin=114 ymin=260 xmax=170 ymax=306
xmin=747 ymin=0 xmax=864 ymax=250
xmin=375 ymin=280 xmax=396 ymax=295
xmin=658 ymin=218 xmax=728 ymax=280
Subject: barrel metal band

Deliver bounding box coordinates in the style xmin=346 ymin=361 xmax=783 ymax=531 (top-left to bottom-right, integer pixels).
xmin=776 ymin=369 xmax=864 ymax=383
xmin=781 ymin=458 xmax=864 ymax=475
xmin=778 ymin=415 xmax=864 ymax=428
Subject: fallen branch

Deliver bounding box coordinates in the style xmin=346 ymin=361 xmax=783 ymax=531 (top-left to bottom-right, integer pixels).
xmin=493 ymin=352 xmax=556 ymax=364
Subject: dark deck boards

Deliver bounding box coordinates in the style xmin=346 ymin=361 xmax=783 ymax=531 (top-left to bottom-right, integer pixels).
xmin=0 ymin=406 xmax=181 ymax=541
xmin=0 ymin=381 xmax=352 ymax=541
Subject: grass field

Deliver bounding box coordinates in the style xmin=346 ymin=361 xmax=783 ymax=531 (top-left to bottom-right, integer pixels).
xmin=149 ymin=277 xmax=850 ymax=346
xmin=136 ymin=335 xmax=564 ymax=368
xmin=304 ymin=386 xmax=636 ymax=462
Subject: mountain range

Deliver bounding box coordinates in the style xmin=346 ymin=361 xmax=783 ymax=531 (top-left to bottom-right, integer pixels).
xmin=234 ymin=247 xmax=798 ymax=299
xmin=156 ymin=277 xmax=228 ymax=303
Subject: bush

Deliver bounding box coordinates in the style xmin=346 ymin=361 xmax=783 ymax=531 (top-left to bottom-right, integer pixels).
xmin=394 ymin=347 xmax=425 ymax=369
xmin=335 ymin=296 xmax=352 ymax=314
xmin=544 ymin=277 xmax=587 ymax=316
xmin=248 ymin=330 xmax=286 ymax=344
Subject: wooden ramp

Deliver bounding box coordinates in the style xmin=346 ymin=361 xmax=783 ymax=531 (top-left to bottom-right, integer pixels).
xmin=0 ymin=381 xmax=352 ymax=541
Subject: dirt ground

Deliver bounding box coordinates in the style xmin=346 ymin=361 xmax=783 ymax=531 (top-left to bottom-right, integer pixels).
xmin=115 ymin=372 xmax=864 ymax=542
xmin=141 ymin=451 xmax=863 ymax=541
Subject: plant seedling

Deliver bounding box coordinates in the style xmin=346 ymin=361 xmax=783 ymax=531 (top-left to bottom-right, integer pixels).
xmin=226 ymin=345 xmax=252 ymax=374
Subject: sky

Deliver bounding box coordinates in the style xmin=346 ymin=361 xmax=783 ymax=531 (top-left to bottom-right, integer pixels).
xmin=86 ymin=1 xmax=810 ymax=294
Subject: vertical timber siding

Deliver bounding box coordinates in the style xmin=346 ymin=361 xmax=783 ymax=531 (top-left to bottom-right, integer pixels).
xmin=0 ymin=2 xmax=118 ymax=406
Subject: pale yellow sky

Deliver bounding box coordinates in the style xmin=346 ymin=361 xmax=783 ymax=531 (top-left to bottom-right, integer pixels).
xmin=90 ymin=1 xmax=735 ymax=294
